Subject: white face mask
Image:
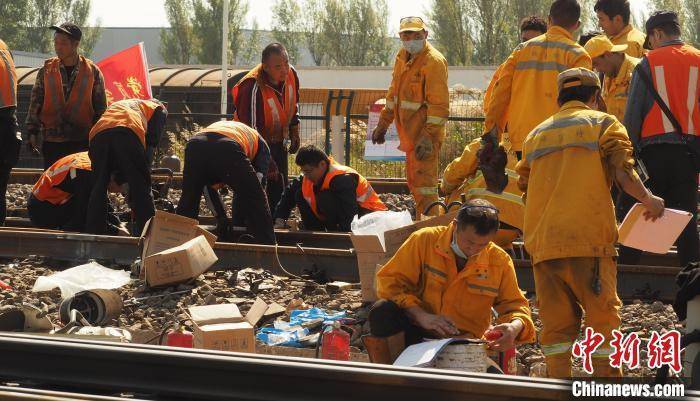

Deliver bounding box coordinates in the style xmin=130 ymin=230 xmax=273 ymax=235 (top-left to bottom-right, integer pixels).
xmin=451 ymin=231 xmax=468 ymax=260
xmin=402 ymin=39 xmax=425 ymax=55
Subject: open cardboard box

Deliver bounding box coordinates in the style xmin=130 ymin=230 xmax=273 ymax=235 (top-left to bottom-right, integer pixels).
xmin=188 ymin=303 xmax=256 ymax=353
xmin=350 ymin=211 xmax=458 ymax=302
xmin=142 ymin=235 xmax=218 ymax=287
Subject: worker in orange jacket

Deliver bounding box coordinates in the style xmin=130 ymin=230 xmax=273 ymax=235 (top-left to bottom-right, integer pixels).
xmin=365 ymin=199 xmax=535 ymax=364
xmin=0 ymin=38 xmax=19 ymax=227
xmin=28 ymin=152 xmax=128 ymax=235
xmin=86 ymin=99 xmax=167 ymax=235
xmin=274 ymin=145 xmax=387 ymax=232
xmin=372 ymin=17 xmax=449 ymax=219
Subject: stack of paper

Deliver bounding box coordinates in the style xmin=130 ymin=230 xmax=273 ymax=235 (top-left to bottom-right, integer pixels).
xmin=618 ymin=204 xmax=692 ymax=254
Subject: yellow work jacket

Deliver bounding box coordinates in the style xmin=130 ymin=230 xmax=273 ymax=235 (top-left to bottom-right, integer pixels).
xmin=483 ymin=62 xmax=508 ymax=130
xmin=378 ymin=42 xmax=449 ymax=152
xmin=485 ymin=26 xmax=592 ymax=151
xmin=603 ymin=55 xmax=640 ymax=123
xmin=516 ymin=101 xmax=636 ymax=264
xmin=441 ymin=138 xmax=524 ymax=231
xmin=376 ymin=223 xmax=535 ymax=344
xmin=610 ymin=24 xmax=646 ymax=58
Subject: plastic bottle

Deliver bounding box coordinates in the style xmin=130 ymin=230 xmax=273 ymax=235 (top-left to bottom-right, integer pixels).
xmin=321 ymin=322 xmax=350 ymax=361
xmin=166 ymin=326 xmax=194 ymax=348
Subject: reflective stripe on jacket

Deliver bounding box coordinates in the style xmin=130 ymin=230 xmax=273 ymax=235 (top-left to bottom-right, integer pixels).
xmin=88 ymin=99 xmax=162 ymax=147
xmin=32 ymin=151 xmax=91 ymax=205
xmin=199 ymin=120 xmax=261 ymax=160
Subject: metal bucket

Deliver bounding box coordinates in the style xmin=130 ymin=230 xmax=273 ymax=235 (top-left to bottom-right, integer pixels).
xmin=59 ymin=289 xmax=123 ymax=326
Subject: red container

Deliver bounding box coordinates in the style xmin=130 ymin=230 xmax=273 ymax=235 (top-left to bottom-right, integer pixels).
xmin=321 ymin=322 xmax=350 ymax=361
xmin=485 ymin=329 xmax=517 ymax=374
xmin=166 ymin=327 xmax=194 ymax=348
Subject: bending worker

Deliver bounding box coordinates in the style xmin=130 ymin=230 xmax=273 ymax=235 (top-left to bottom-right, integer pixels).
xmin=372 ymin=16 xmax=449 ymax=219
xmin=516 ymin=68 xmax=664 ymax=378
xmin=274 ymin=145 xmax=387 ymax=232
xmin=0 ymin=38 xmax=19 ymax=227
xmin=28 ymin=151 xmax=128 ymax=235
xmin=86 ymin=98 xmax=167 ymax=235
xmin=364 ymin=199 xmax=535 ymax=364
xmin=440 ymin=137 xmax=524 ymax=249
xmin=175 ymin=120 xmax=275 ymax=245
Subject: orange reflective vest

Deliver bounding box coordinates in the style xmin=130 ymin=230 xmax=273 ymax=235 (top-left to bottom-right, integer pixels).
xmin=301 ymin=160 xmax=387 ymax=220
xmin=232 ymin=64 xmax=298 ymax=142
xmin=39 ymin=56 xmax=95 ymax=137
xmin=0 ymin=40 xmax=17 ymax=108
xmin=89 ymin=99 xmax=162 ymax=147
xmin=199 ymin=120 xmax=260 ymax=160
xmin=32 ymin=151 xmax=92 ymax=205
xmin=641 ymin=44 xmax=700 ymax=139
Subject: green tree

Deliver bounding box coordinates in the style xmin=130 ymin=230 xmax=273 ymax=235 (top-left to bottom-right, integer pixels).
xmin=191 ymin=0 xmax=249 ymax=65
xmin=686 ymin=0 xmax=700 ymax=46
xmin=427 ymin=0 xmax=473 ymax=66
xmin=301 ymin=0 xmax=326 ymax=65
xmin=65 ymin=0 xmax=101 ymax=57
xmin=0 ymin=0 xmax=30 ymax=48
xmin=271 ymin=0 xmax=303 ymax=64
xmin=238 ymin=19 xmax=262 ymax=65
xmin=160 ymin=0 xmax=194 ymax=64
xmin=469 ymin=0 xmax=516 ymax=65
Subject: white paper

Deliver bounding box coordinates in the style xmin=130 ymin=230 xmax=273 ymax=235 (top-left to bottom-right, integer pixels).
xmin=365 ymin=103 xmax=406 ymax=161
xmin=393 ymin=338 xmax=454 ymax=367
xmin=619 ymin=204 xmax=693 ymax=254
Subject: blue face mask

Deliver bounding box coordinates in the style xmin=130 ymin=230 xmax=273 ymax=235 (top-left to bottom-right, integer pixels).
xmin=451 ymin=231 xmax=468 ymax=260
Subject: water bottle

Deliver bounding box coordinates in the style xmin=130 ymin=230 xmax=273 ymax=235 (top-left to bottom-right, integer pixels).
xmin=321 ymin=322 xmax=350 ymax=361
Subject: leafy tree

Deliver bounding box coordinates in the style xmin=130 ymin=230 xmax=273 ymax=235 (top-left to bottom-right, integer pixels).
xmin=191 ymin=0 xmax=249 ymax=65
xmin=271 ymin=0 xmax=303 ymax=64
xmin=427 ymin=0 xmax=473 ymax=65
xmin=160 ymin=0 xmax=194 ymax=64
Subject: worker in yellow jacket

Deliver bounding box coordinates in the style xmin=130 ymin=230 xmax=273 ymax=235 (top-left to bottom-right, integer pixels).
xmin=516 ymin=68 xmax=665 ymax=378
xmin=484 ymin=0 xmax=591 ymax=159
xmin=364 ymin=199 xmax=535 ymax=364
xmin=440 ymin=138 xmax=523 ymax=249
xmin=594 ymin=0 xmax=646 ymax=58
xmin=372 ymin=16 xmax=449 ymax=219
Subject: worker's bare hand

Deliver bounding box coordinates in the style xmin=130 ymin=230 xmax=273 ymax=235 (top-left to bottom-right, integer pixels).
xmin=414 ymin=312 xmax=460 ymax=338
xmin=641 ymin=193 xmax=665 ymax=221
xmin=485 ymin=321 xmax=522 ymax=352
xmin=372 ymin=125 xmax=387 ymax=144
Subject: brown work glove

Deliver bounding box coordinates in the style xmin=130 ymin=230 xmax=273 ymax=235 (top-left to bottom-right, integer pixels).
xmin=415 ymin=135 xmax=433 ymax=161
xmin=477 ymin=141 xmax=508 ymax=194
xmin=288 ymin=124 xmax=300 ymax=154
xmin=372 ymin=124 xmax=387 ymax=144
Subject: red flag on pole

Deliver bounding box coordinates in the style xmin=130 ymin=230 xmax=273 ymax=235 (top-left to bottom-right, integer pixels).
xmin=97 ymin=42 xmax=152 ymax=104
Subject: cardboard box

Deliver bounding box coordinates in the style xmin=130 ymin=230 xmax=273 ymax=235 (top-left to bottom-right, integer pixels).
xmin=143 ymin=235 xmax=218 ymax=287
xmin=350 ymin=212 xmax=458 ymax=302
xmin=189 ymin=303 xmax=255 ymax=353
xmin=140 ymin=210 xmax=217 ymax=262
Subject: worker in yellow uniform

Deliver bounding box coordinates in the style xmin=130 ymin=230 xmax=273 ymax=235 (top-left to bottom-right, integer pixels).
xmin=0 ymin=38 xmax=20 ymax=227
xmin=372 ymin=16 xmax=449 ymax=219
xmin=516 ymin=68 xmax=665 ymax=378
xmin=594 ymin=0 xmax=646 ymax=58
xmin=364 ymin=199 xmax=535 ymax=364
xmin=584 ymin=35 xmax=640 ymax=123
xmin=440 ymin=138 xmax=523 ymax=249
xmin=484 ymin=0 xmax=591 ymax=160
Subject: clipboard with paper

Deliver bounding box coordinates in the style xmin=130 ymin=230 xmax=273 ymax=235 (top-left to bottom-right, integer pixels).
xmin=618 ymin=203 xmax=693 ymax=254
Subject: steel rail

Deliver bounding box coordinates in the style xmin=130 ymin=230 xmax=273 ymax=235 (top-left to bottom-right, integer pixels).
xmin=0 ymin=333 xmax=583 ymax=401
xmin=0 ymin=385 xmax=145 ymax=401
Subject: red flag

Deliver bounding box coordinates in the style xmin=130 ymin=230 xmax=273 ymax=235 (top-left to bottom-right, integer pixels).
xmin=97 ymin=42 xmax=152 ymax=104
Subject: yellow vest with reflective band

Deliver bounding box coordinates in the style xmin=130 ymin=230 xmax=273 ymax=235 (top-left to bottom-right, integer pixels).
xmin=40 ymin=56 xmax=95 ymax=137
xmin=517 ymin=101 xmax=634 ymax=264
xmin=32 ymin=151 xmax=91 ymax=205
xmin=0 ymin=40 xmax=17 ymax=109
xmin=603 ymin=55 xmax=640 ymax=123
xmin=378 ymin=42 xmax=449 ymax=151
xmin=485 ymin=26 xmax=592 ymax=151
xmin=89 ymin=99 xmax=162 ymax=148
xmin=376 ymin=223 xmax=536 ymax=344
xmin=301 ymin=159 xmax=387 ymax=220
xmin=199 ymin=120 xmax=260 ymax=160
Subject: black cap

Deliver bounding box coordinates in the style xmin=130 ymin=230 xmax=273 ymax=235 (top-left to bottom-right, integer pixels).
xmin=645 ymin=10 xmax=679 ymax=34
xmin=50 ymin=22 xmax=82 ymax=41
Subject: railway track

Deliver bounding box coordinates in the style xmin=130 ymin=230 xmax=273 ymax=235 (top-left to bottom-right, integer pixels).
xmin=0 ymin=227 xmax=683 ymax=301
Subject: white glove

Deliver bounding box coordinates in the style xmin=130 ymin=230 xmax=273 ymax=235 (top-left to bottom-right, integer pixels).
xmin=256 ymin=172 xmax=264 ymax=183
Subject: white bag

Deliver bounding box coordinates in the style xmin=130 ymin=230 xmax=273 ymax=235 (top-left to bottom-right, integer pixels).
xmin=32 ymin=261 xmax=131 ymax=299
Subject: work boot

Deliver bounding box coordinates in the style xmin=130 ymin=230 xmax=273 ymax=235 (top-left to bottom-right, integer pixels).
xmin=545 ymin=354 xmax=572 ymax=378
xmin=592 ymin=357 xmax=622 ymax=378
xmin=362 ymin=331 xmax=405 ymax=364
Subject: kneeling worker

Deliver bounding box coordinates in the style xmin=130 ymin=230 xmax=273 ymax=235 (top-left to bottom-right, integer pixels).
xmin=274 ymin=145 xmax=387 ymax=232
xmin=28 ymin=151 xmax=128 ymax=235
xmin=365 ymin=199 xmax=535 ymax=363
xmin=86 ymin=98 xmax=167 ymax=235
xmin=175 ymin=120 xmax=275 ymax=245
xmin=440 ymin=138 xmax=524 ymax=248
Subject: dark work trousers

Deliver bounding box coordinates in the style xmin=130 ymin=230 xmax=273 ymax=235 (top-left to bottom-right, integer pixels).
xmin=86 ymin=129 xmax=154 ymax=235
xmin=27 ymin=194 xmax=73 ymax=229
xmin=0 ymin=109 xmax=20 ymax=226
xmin=368 ymin=299 xmax=431 ymax=346
xmin=176 ymin=133 xmax=275 ymax=245
xmin=42 ymin=140 xmax=89 ymax=170
xmin=618 ymin=144 xmax=699 ymax=266
xmin=0 ymin=164 xmax=10 ymax=226
xmin=266 ymin=142 xmax=288 ymax=213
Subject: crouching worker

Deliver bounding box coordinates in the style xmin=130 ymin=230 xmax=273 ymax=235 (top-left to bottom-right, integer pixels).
xmin=274 ymin=145 xmax=387 ymax=232
xmin=440 ymin=137 xmax=524 ymax=249
xmin=28 ymin=151 xmax=128 ymax=235
xmin=175 ymin=120 xmax=275 ymax=245
xmin=86 ymin=98 xmax=167 ymax=235
xmin=364 ymin=199 xmax=535 ymax=364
